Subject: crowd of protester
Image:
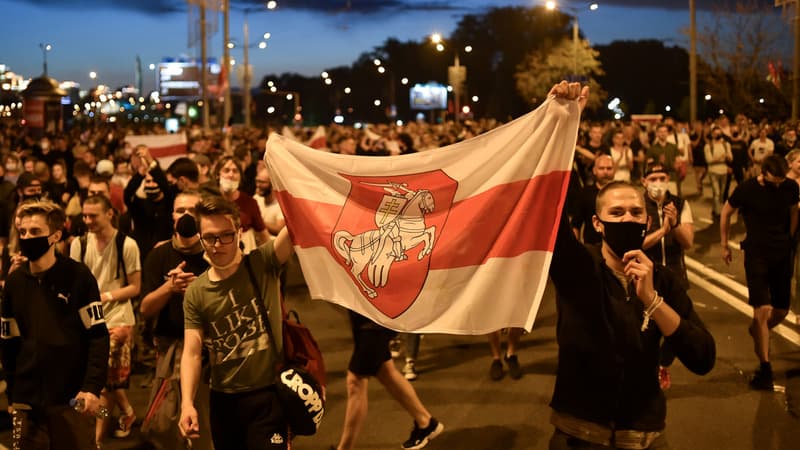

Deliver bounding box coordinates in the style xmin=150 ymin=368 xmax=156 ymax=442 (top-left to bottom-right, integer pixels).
xmin=0 ymin=98 xmax=795 ymax=448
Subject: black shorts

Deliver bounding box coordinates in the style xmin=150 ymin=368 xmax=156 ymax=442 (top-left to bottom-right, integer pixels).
xmin=744 ymin=249 xmax=792 ymax=310
xmin=209 ymin=386 xmax=288 ymax=450
xmin=348 ymin=311 xmax=397 ymax=376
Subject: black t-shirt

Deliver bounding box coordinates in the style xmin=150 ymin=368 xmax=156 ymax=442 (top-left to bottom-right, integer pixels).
xmin=728 ymin=178 xmax=799 ymax=251
xmin=141 ymin=241 xmax=209 ymax=339
xmin=568 ymin=184 xmax=602 ymax=245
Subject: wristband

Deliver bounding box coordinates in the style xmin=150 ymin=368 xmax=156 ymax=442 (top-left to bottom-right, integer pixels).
xmin=641 ymin=292 xmax=664 ymax=332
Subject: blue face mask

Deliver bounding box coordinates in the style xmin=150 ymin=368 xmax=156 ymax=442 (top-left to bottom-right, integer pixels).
xmin=599 ymin=220 xmax=647 ymax=258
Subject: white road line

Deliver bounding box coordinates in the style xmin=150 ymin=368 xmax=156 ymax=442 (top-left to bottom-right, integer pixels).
xmin=686 ymin=256 xmax=798 ymax=324
xmin=687 ymin=269 xmax=800 ymax=346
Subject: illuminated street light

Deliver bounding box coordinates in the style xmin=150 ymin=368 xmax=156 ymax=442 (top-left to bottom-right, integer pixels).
xmin=321 ymin=71 xmax=329 ymax=78
xmin=374 ymin=58 xmax=382 ymax=66
xmin=324 ymin=78 xmax=332 ymax=85
xmin=436 ymin=43 xmax=445 ymax=52
xmin=374 ymin=99 xmax=382 ymax=106
xmin=377 ymin=66 xmax=386 ymax=74
xmin=704 ymin=94 xmax=712 ymax=101
xmin=263 ymin=32 xmax=271 ymax=39
xmin=149 ymin=63 xmax=156 ymax=70
xmin=286 ymin=93 xmax=293 ymax=100
xmin=267 ymin=1 xmax=277 ymax=9
xmin=472 ymin=95 xmax=479 ymax=102
xmin=400 ymin=77 xmax=409 ymax=85
xmin=39 ymin=43 xmax=53 ymax=76
xmin=89 ymin=71 xmax=97 ymax=80
xmin=464 ymin=45 xmax=473 ymax=53
xmin=227 ymin=41 xmax=235 ymax=49
xmin=430 ymin=33 xmax=442 ymax=44
xmin=545 ymin=1 xmax=599 ymax=79
xmin=258 ymin=42 xmax=267 ymax=49
xmin=344 ymin=87 xmax=352 ymax=94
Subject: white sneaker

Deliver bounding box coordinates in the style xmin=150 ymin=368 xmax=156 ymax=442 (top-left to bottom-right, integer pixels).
xmin=403 ymin=361 xmax=418 ymax=380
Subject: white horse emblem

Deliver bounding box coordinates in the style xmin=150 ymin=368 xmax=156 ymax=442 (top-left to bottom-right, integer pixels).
xmin=333 ymin=182 xmax=437 ymax=299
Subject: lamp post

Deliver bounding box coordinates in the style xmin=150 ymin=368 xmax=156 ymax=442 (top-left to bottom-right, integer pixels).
xmin=238 ymin=1 xmax=277 ymax=128
xmin=39 ymin=43 xmax=52 ymax=77
xmin=545 ymin=1 xmax=598 ymax=80
xmin=430 ymin=33 xmax=472 ymax=122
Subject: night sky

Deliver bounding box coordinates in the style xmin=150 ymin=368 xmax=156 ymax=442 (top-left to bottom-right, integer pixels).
xmin=0 ymin=0 xmax=788 ymax=91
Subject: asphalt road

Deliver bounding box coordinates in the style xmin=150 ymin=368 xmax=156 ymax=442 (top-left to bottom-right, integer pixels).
xmin=3 ymin=169 xmax=800 ymax=450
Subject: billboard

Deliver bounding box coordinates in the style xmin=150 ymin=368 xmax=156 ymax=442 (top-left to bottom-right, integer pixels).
xmin=409 ymin=83 xmax=447 ymax=110
xmin=157 ymin=58 xmax=220 ymax=100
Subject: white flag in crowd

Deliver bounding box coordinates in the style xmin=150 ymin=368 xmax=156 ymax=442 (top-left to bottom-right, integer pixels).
xmin=265 ymin=97 xmax=580 ymax=334
xmin=124 ymin=133 xmax=188 ymax=167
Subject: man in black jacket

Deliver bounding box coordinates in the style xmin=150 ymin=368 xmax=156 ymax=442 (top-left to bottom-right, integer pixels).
xmin=548 ymin=76 xmax=715 ymax=450
xmin=1 ymin=199 xmax=109 ymax=449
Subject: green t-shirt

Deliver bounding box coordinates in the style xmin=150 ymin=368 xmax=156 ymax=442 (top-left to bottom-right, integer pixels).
xmin=184 ymin=243 xmax=284 ymax=393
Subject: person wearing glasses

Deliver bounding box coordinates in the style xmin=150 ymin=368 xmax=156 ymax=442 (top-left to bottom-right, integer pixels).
xmin=139 ymin=190 xmax=213 ymax=449
xmin=178 ymin=196 xmax=294 ymax=450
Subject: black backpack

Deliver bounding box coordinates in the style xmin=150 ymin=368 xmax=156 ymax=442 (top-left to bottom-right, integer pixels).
xmin=79 ymin=230 xmax=129 ymax=284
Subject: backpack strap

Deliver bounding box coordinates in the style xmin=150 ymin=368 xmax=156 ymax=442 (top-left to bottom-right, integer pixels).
xmin=114 ymin=230 xmax=128 ymax=285
xmin=79 ymin=235 xmax=88 ymax=263
xmin=243 ymin=254 xmax=281 ymax=361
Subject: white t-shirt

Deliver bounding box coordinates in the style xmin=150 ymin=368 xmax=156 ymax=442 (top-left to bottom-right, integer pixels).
xmin=69 ymin=231 xmax=141 ymax=328
xmin=254 ymin=194 xmax=285 ymax=237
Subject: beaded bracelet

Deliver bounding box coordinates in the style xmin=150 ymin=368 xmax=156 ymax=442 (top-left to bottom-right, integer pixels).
xmin=641 ymin=292 xmax=664 ymax=332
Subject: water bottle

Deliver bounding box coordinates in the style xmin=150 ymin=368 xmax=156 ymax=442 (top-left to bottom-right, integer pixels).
xmin=69 ymin=398 xmax=109 ymax=418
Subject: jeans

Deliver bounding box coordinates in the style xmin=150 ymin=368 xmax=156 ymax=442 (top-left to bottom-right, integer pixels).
xmin=708 ymin=171 xmax=727 ymax=215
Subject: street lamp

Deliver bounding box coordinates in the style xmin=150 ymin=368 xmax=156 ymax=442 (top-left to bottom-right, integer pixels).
xmin=39 ymin=43 xmax=52 ymax=77
xmin=429 ymin=34 xmax=472 ymax=122
xmin=545 ymin=1 xmax=599 ymax=79
xmin=238 ymin=2 xmax=277 ymax=128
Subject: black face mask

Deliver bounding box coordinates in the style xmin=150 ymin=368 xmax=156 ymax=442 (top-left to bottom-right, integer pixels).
xmin=599 ymin=220 xmax=647 ymax=258
xmin=19 ymin=235 xmax=53 ymax=262
xmin=175 ymin=214 xmax=198 ymax=238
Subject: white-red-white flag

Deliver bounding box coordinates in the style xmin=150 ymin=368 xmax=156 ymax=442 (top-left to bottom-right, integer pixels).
xmin=265 ymin=98 xmax=579 ymax=334
xmin=306 ymin=125 xmax=327 ymax=150
xmin=124 ymin=133 xmax=188 ymax=168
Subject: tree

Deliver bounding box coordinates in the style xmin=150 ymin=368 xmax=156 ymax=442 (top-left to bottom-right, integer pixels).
xmin=696 ymin=0 xmax=791 ymax=118
xmin=515 ymin=37 xmax=606 ymax=111
xmin=595 ymin=40 xmax=690 ymax=118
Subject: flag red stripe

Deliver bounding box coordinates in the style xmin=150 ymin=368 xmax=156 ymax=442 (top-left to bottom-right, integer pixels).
xmin=149 ymin=144 xmax=188 ymax=158
xmin=428 ymin=171 xmax=569 ymax=269
xmin=277 ymin=170 xmax=570 ymax=269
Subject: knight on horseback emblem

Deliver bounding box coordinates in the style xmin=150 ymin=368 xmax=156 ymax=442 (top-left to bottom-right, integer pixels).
xmin=333 ymin=181 xmax=437 ymax=299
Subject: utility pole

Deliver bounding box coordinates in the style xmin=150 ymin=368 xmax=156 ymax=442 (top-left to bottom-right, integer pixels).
xmin=200 ymin=2 xmax=210 ymax=131
xmin=794 ymin=0 xmax=799 ymax=120
xmin=689 ymin=0 xmax=697 ymax=122
xmin=223 ymin=0 xmax=232 ymax=128
xmin=243 ymin=10 xmax=252 ymax=128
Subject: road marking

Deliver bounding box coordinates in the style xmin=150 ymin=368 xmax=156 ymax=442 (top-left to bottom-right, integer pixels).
xmin=686 ymin=256 xmax=798 ymax=325
xmin=687 ymin=267 xmax=800 ymax=346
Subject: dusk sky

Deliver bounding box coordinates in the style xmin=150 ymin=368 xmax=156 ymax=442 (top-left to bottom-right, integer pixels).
xmin=0 ymin=0 xmax=789 ymax=92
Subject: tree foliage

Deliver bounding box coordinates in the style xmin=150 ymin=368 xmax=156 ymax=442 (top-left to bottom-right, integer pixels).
xmin=696 ymin=0 xmax=791 ymax=118
xmin=515 ymin=37 xmax=606 ymax=111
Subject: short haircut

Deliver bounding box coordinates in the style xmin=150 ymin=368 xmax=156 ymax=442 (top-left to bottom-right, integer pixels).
xmin=83 ymin=194 xmax=114 ymax=212
xmin=167 ymin=157 xmax=200 ymax=183
xmin=595 ymin=180 xmax=644 ymax=213
xmin=88 ymin=175 xmax=110 ymax=189
xmin=195 ymin=195 xmax=241 ymax=232
xmin=786 ymin=149 xmax=800 ymax=164
xmin=213 ymin=156 xmax=242 ymax=180
xmin=175 ymin=189 xmax=203 ymax=209
xmin=17 ymin=199 xmax=66 ymax=234
xmin=762 ymin=154 xmax=789 ymax=178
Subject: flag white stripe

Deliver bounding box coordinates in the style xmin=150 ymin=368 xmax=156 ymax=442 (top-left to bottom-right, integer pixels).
xmin=266 ymin=98 xmax=578 ymax=204
xmin=296 ymin=246 xmax=551 ymax=334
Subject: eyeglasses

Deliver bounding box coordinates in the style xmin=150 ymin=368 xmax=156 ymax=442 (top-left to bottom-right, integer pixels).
xmin=175 ymin=207 xmax=196 ymax=215
xmin=200 ymin=231 xmax=237 ymax=246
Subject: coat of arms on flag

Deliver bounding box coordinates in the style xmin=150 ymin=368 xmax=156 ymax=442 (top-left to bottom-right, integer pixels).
xmin=332 ymin=172 xmax=456 ymax=318
xmin=265 ymin=96 xmax=580 ymax=334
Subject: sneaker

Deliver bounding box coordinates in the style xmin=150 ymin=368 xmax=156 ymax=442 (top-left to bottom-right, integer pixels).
xmin=658 ymin=366 xmax=671 ymax=390
xmin=403 ymin=361 xmax=418 ymax=381
xmin=750 ymin=367 xmax=774 ymax=391
xmin=505 ymin=354 xmax=522 ymax=380
xmin=402 ymin=417 xmax=444 ymax=450
xmin=489 ymin=359 xmax=504 ymax=381
xmin=389 ymin=338 xmax=403 ymax=359
xmin=112 ymin=410 xmax=136 ymax=438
